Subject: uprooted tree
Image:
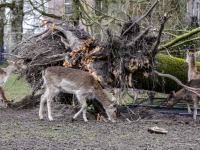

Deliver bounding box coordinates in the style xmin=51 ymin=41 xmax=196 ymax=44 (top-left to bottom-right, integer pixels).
xmin=8 ymin=0 xmax=198 ymax=109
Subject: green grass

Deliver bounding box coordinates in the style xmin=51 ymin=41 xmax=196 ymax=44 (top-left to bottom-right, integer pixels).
xmin=2 ymin=74 xmax=32 ymax=102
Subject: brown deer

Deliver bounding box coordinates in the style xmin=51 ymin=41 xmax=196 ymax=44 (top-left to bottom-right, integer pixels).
xmin=39 ymin=66 xmax=118 ymax=122
xmin=185 ymin=50 xmax=200 ymax=81
xmin=0 ymin=59 xmax=27 ymax=107
xmin=167 ymin=79 xmax=200 ymax=120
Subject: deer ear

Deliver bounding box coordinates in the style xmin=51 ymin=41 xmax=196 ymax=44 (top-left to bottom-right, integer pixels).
xmin=170 ymin=91 xmax=175 ymax=97
xmin=7 ymin=60 xmax=14 ymax=65
xmin=196 ymin=51 xmax=200 ymax=57
xmin=111 ymin=100 xmax=118 ymax=107
xmin=17 ymin=59 xmax=24 ymax=64
xmin=187 ymin=50 xmax=190 ymax=56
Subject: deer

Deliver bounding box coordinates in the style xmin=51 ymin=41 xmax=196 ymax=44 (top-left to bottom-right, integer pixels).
xmin=185 ymin=50 xmax=200 ymax=81
xmin=39 ymin=66 xmax=118 ymax=122
xmin=167 ymin=79 xmax=200 ymax=120
xmin=179 ymin=50 xmax=200 ymax=118
xmin=0 ymin=59 xmax=27 ymax=107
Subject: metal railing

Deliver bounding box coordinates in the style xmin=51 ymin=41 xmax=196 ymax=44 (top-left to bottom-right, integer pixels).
xmin=0 ymin=46 xmax=6 ymax=66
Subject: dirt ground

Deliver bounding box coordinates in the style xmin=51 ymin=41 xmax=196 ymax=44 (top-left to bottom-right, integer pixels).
xmin=0 ymin=101 xmax=200 ymax=150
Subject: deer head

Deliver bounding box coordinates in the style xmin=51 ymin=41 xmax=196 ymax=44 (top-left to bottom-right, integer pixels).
xmin=186 ymin=50 xmax=200 ymax=64
xmin=166 ymin=91 xmax=176 ymax=108
xmin=6 ymin=59 xmax=27 ymax=74
xmin=107 ymin=100 xmax=118 ymax=122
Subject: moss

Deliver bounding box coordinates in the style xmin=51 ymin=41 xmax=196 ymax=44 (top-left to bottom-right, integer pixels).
xmin=156 ymin=54 xmax=188 ymax=82
xmin=155 ymin=54 xmax=200 ymax=92
xmin=133 ymin=54 xmax=200 ymax=93
xmin=103 ymin=0 xmax=108 ymax=7
xmin=0 ymin=1 xmax=15 ymax=9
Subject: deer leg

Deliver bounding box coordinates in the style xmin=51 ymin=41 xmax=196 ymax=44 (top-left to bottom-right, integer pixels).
xmin=39 ymin=90 xmax=48 ymax=119
xmin=39 ymin=92 xmax=47 ymax=119
xmin=193 ymin=100 xmax=198 ymax=120
xmin=82 ymin=108 xmax=87 ymax=122
xmin=0 ymin=87 xmax=10 ymax=107
xmin=187 ymin=102 xmax=192 ymax=115
xmin=47 ymin=90 xmax=59 ymax=121
xmin=73 ymin=95 xmax=88 ymax=122
xmin=47 ymin=94 xmax=53 ymax=121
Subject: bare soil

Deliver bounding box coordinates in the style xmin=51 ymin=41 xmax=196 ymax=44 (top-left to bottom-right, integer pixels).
xmin=0 ymin=102 xmax=200 ymax=150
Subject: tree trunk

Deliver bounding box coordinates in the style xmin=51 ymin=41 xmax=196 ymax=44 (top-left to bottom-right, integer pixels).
xmin=71 ymin=0 xmax=80 ymax=26
xmin=9 ymin=0 xmax=24 ymax=54
xmin=134 ymin=54 xmax=199 ymax=93
xmin=0 ymin=0 xmax=5 ymax=56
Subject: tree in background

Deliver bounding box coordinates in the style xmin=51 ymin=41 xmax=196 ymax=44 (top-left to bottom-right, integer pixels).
xmin=0 ymin=0 xmax=5 ymax=58
xmin=0 ymin=0 xmax=24 ymax=54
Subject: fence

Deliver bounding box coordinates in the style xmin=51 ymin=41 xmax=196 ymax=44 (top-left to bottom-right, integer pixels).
xmin=0 ymin=46 xmax=6 ymax=66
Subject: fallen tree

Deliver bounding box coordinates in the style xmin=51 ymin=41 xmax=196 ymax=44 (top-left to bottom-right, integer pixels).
xmin=10 ymin=1 xmax=171 ymax=95
xmin=137 ymin=54 xmax=200 ymax=93
xmin=7 ymin=0 xmax=198 ymax=110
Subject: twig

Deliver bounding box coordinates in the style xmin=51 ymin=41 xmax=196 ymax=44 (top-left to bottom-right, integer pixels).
xmin=150 ymin=12 xmax=171 ymax=55
xmin=124 ymin=105 xmax=135 ymax=115
xmin=154 ymin=70 xmax=200 ymax=97
xmin=16 ymin=104 xmax=28 ymax=110
xmin=11 ymin=28 xmax=50 ymax=52
xmin=141 ymin=120 xmax=162 ymax=122
xmin=160 ymin=46 xmax=172 ymax=58
xmin=60 ymin=36 xmax=70 ymax=49
xmin=122 ymin=0 xmax=159 ymax=36
xmin=46 ymin=53 xmax=66 ymax=59
xmin=120 ymin=112 xmax=132 ymax=122
xmin=126 ymin=27 xmax=150 ymax=47
xmin=1 ymin=53 xmax=25 ymax=59
xmin=29 ymin=58 xmax=65 ymax=67
xmin=28 ymin=50 xmax=52 ymax=67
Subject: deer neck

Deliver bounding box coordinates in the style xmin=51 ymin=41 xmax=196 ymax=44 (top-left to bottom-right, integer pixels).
xmin=94 ymin=85 xmax=113 ymax=109
xmin=173 ymin=88 xmax=186 ymax=104
xmin=3 ymin=65 xmax=14 ymax=76
xmin=188 ymin=57 xmax=197 ymax=73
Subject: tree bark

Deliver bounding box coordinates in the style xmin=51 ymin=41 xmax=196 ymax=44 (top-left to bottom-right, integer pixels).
xmin=9 ymin=0 xmax=24 ymax=54
xmin=71 ymin=0 xmax=80 ymax=26
xmin=0 ymin=1 xmax=5 ymax=54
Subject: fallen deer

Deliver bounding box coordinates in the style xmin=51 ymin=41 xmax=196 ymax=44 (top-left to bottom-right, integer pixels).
xmin=0 ymin=59 xmax=27 ymax=107
xmin=39 ymin=66 xmax=118 ymax=122
xmin=167 ymin=79 xmax=200 ymax=120
xmin=185 ymin=50 xmax=200 ymax=81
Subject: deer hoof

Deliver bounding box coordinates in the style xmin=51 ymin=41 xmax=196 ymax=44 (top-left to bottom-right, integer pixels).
xmin=188 ymin=111 xmax=193 ymax=115
xmin=49 ymin=117 xmax=54 ymax=121
xmin=39 ymin=115 xmax=43 ymax=120
xmin=84 ymin=120 xmax=88 ymax=123
xmin=71 ymin=118 xmax=76 ymax=122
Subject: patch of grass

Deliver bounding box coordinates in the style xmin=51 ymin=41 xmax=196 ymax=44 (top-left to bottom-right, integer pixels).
xmin=2 ymin=74 xmax=32 ymax=102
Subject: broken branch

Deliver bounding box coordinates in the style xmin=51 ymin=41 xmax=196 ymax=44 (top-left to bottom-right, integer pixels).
xmin=154 ymin=70 xmax=200 ymax=91
xmin=121 ymin=0 xmax=159 ymax=36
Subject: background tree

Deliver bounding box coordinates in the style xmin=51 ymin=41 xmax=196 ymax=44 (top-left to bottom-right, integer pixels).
xmin=0 ymin=0 xmax=6 ymax=58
